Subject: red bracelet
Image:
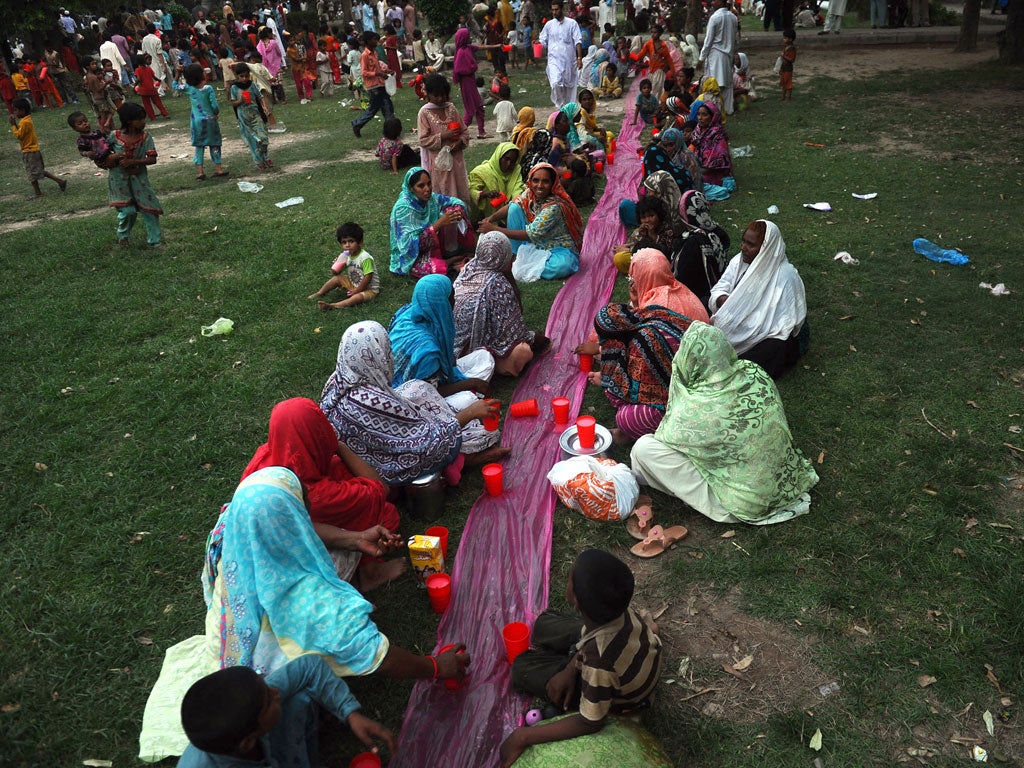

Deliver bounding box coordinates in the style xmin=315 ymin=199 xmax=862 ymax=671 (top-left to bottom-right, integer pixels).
xmin=427 ymin=655 xmax=439 ymax=680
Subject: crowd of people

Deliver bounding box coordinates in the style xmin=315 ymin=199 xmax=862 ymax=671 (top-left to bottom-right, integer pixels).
xmin=5 ymin=1 xmax=823 ymax=766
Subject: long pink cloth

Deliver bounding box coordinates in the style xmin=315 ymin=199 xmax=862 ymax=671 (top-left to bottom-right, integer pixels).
xmin=391 ymin=88 xmax=645 ymax=768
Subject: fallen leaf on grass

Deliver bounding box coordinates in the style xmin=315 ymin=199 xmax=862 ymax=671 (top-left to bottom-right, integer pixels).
xmin=203 ymin=226 xmax=218 ymax=234
xmin=809 ymin=729 xmax=823 ymax=751
xmin=83 ymin=761 xmax=113 ymax=767
xmin=817 ymin=451 xmax=825 ymax=464
xmin=849 ymin=344 xmax=857 ymax=352
xmin=967 ymin=400 xmax=980 ymax=409
xmin=720 ymin=530 xmax=736 ymax=539
xmin=163 ymin=604 xmax=174 ymax=614
xmin=852 ymin=624 xmax=871 ymax=636
xmin=34 ymin=462 xmax=48 ymax=472
xmin=984 ymin=710 xmax=995 ymax=736
xmin=950 ymin=735 xmax=982 ymax=746
xmin=966 ymin=518 xmax=979 ymax=529
xmin=1 ymin=703 xmax=20 ymax=713
xmin=134 ymin=635 xmax=155 ymax=646
xmin=985 ymin=664 xmax=1002 ymax=691
xmin=722 ymin=664 xmax=746 ymax=679
xmin=652 ymin=604 xmax=669 ymax=620
xmin=918 ymin=674 xmax=937 ymax=687
xmin=953 ymin=547 xmax=967 ymax=559
xmin=988 ymin=522 xmax=1013 ymax=530
xmin=677 ymin=657 xmax=691 ymax=677
xmin=732 ymin=654 xmax=754 ymax=671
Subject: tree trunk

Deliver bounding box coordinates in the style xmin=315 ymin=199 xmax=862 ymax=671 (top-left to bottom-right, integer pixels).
xmin=957 ymin=0 xmax=981 ymax=51
xmin=1000 ymin=0 xmax=1024 ymax=62
xmin=686 ymin=0 xmax=701 ymax=35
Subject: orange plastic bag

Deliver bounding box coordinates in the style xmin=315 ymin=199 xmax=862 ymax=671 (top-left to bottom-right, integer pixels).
xmin=547 ymin=456 xmax=639 ymax=522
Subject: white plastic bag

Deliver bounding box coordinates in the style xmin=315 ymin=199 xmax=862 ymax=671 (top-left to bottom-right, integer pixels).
xmin=547 ymin=456 xmax=639 ymax=522
xmin=385 ymin=73 xmax=398 ymax=96
xmin=773 ymin=56 xmax=783 ymax=74
xmin=511 ymin=243 xmax=548 ymax=283
xmin=434 ymin=144 xmax=454 ymax=172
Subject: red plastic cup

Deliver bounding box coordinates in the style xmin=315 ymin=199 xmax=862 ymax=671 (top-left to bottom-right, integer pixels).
xmin=482 ymin=463 xmax=503 ymax=496
xmin=562 ymin=170 xmax=572 ymax=180
xmin=607 ymin=153 xmax=615 ymax=165
xmin=509 ymin=398 xmax=539 ymax=418
xmin=349 ymin=752 xmax=381 ymax=768
xmin=482 ymin=398 xmax=500 ymax=431
xmin=502 ymin=621 xmax=530 ymax=663
xmin=578 ymin=353 xmax=594 ymax=372
xmin=552 ymin=397 xmax=570 ymax=424
xmin=448 ymin=121 xmax=461 ymax=131
xmin=425 ymin=525 xmax=449 ymax=558
xmin=652 ymin=128 xmax=660 ymax=139
xmin=594 ymin=160 xmax=603 ymax=174
xmin=243 ymin=90 xmax=251 ymax=104
xmin=490 ymin=192 xmax=508 ymax=207
xmin=426 ymin=573 xmax=451 ymax=613
xmin=576 ymin=415 xmax=597 ymax=449
xmin=503 ymin=44 xmax=512 ymax=51
xmin=610 ymin=138 xmax=617 ymax=152
xmin=438 ymin=642 xmax=467 ymax=690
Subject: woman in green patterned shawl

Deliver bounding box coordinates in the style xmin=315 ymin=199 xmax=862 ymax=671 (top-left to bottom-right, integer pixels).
xmin=630 ymin=321 xmax=817 ymax=525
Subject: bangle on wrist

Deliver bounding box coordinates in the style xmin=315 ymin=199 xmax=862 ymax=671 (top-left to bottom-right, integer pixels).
xmin=427 ymin=655 xmax=439 ymax=679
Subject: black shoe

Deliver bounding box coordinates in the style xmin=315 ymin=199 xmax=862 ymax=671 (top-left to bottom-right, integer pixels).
xmin=352 ymin=122 xmax=361 ymax=138
xmin=817 ymin=30 xmax=828 ymax=34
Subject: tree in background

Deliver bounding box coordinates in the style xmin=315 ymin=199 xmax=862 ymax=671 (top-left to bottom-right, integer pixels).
xmin=957 ymin=0 xmax=982 ymax=50
xmin=999 ymin=0 xmax=1023 ymax=61
xmin=417 ymin=0 xmax=470 ymax=37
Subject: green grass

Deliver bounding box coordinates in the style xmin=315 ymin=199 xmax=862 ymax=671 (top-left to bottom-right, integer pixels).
xmin=1 ymin=52 xmax=1023 ymax=767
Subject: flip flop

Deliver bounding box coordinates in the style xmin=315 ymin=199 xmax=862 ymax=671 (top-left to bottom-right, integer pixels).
xmin=625 ymin=498 xmax=654 ymax=540
xmin=629 ymin=525 xmax=688 ymax=558
xmin=213 ymin=171 xmax=230 ymax=178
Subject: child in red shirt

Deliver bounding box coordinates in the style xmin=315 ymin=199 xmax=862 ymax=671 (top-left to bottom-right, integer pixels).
xmin=134 ymin=54 xmax=170 ymax=118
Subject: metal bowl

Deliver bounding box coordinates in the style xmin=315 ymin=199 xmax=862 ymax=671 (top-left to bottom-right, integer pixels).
xmin=559 ymin=423 xmax=613 ymax=459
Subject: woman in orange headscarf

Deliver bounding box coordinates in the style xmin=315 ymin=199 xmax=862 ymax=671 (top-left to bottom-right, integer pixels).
xmin=628 ymin=248 xmax=710 ymax=323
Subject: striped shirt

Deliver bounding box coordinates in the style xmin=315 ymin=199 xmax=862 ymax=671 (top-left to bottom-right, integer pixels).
xmin=576 ymin=607 xmax=662 ymax=722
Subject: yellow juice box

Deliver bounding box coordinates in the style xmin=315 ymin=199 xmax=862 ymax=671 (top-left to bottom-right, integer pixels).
xmin=407 ymin=534 xmax=446 ymax=588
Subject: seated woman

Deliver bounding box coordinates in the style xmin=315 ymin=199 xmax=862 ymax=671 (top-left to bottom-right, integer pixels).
xmin=641 ymin=127 xmax=694 ymax=192
xmin=629 ymin=247 xmax=710 ymax=323
xmin=710 ymin=220 xmax=807 ymax=379
xmin=519 ymin=128 xmax=553 ymax=180
xmin=576 ymin=303 xmax=692 ymax=444
xmin=453 ymin=231 xmax=551 ymax=376
xmin=670 ymin=189 xmax=730 ymax=309
xmin=137 ymin=467 xmax=470 ymax=762
xmin=389 ymin=274 xmax=509 ymax=458
xmin=631 ymin=321 xmax=818 ymax=525
xmin=321 ymin=320 xmax=500 ymax=486
xmin=510 ymin=106 xmax=538 ymax=152
xmin=242 ymin=397 xmax=404 ymax=588
xmin=389 ymin=166 xmax=475 ymax=279
xmin=690 ymin=102 xmax=733 ymax=188
xmin=546 ymin=106 xmax=577 ymax=169
xmin=467 ymin=141 xmax=524 ymax=224
xmin=615 ymin=170 xmax=682 ymax=272
xmin=479 ymin=163 xmax=584 ymax=281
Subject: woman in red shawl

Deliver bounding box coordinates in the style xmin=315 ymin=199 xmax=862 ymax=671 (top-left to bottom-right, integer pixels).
xmin=242 ymin=398 xmax=405 ymax=590
xmin=480 ymin=163 xmax=583 ymax=280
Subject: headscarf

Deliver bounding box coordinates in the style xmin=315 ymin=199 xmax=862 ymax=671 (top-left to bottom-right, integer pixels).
xmin=672 ymin=189 xmax=730 ymax=295
xmin=452 ymin=27 xmax=477 ymax=78
xmin=241 ymin=398 xmax=390 ymax=528
xmin=204 ymin=466 xmax=387 ymax=675
xmin=643 ymin=138 xmax=692 ymax=192
xmin=514 ymin=163 xmax=584 ymax=251
xmin=548 ymin=102 xmax=581 ymax=149
xmin=630 ymin=248 xmax=710 ymax=323
xmin=682 ymin=34 xmax=699 ymax=68
xmin=519 ymin=128 xmax=553 ymax=181
xmin=320 ymin=321 xmax=462 ymax=484
xmin=389 ymin=274 xmax=465 ymax=386
xmin=691 ymin=102 xmax=732 ymax=181
xmin=511 ymin=106 xmax=537 ymax=151
xmin=602 ymin=40 xmax=618 ymax=67
xmin=664 ymin=96 xmax=687 ymax=119
xmin=711 ymin=221 xmax=807 ymax=354
xmin=590 ymin=47 xmax=609 ymax=89
xmin=467 ymin=142 xmax=525 ymax=221
xmin=655 ymin=321 xmax=818 ymax=520
xmin=640 ymin=170 xmax=683 ymax=228
xmin=734 ymin=52 xmax=749 ymax=79
xmin=594 ymin=302 xmax=691 ymax=410
xmin=453 ymin=231 xmax=533 ymax=357
xmin=389 ymin=166 xmax=468 ymax=275
xmin=579 ymin=44 xmax=598 ymax=86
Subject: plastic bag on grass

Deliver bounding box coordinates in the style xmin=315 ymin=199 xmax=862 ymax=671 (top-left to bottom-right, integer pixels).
xmin=547 ymin=456 xmax=639 ymax=522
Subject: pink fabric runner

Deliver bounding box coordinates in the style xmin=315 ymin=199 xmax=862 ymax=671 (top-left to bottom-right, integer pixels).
xmin=391 ymin=89 xmax=645 ymax=768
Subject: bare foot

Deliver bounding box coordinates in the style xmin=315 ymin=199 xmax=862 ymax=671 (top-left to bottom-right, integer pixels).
xmin=357 ymin=558 xmax=408 ymax=593
xmin=464 ymin=445 xmax=512 ymax=467
xmin=318 ymin=300 xmax=339 ymax=311
xmin=610 ymin=427 xmax=634 ymax=446
xmin=307 ymin=292 xmax=322 ymax=299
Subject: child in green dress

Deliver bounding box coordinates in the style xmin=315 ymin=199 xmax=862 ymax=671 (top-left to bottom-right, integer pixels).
xmin=174 ymin=63 xmax=227 ymax=180
xmin=229 ymin=63 xmax=272 ymax=170
xmin=107 ymin=102 xmax=164 ymax=248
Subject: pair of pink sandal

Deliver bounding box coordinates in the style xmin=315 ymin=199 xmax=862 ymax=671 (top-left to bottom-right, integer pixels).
xmin=626 ymin=497 xmax=687 ymax=557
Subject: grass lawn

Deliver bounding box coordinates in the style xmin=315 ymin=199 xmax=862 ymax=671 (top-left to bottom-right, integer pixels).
xmin=1 ymin=45 xmax=1022 ymax=767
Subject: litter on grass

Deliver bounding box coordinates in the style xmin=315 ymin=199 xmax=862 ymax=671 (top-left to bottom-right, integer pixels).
xmin=201 ymin=317 xmax=234 ymax=336
xmin=979 ymin=282 xmax=1011 ymax=296
xmin=767 ymin=204 xmax=780 ymax=214
xmin=973 ymin=745 xmax=988 ymax=762
xmin=809 ymin=729 xmax=823 ymax=751
xmin=852 ymin=192 xmax=878 ymax=199
xmin=834 ymin=251 xmax=859 ymax=265
xmin=914 ymin=238 xmax=970 ymax=265
xmin=237 ymin=181 xmax=263 ymax=193
xmin=803 ymin=202 xmax=832 ymax=211
xmin=275 ymin=196 xmax=304 ymax=208
xmin=732 ymin=145 xmax=753 ymax=157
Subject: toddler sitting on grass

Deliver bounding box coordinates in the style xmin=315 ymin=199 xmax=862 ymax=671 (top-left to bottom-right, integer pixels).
xmin=308 ymin=222 xmax=380 ymax=310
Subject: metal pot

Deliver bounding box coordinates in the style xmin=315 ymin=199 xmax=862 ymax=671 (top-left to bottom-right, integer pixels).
xmin=405 ymin=472 xmax=446 ymax=522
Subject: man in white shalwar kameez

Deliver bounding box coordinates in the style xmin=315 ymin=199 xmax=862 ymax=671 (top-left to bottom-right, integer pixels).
xmin=539 ymin=0 xmax=583 ymax=108
xmin=819 ymin=0 xmax=849 ymax=34
xmin=699 ymin=0 xmax=738 ymax=114
xmin=142 ymin=24 xmax=170 ymax=90
xmin=597 ymin=0 xmax=617 ymax=31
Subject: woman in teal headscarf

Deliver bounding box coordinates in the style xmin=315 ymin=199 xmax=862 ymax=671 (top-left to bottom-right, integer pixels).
xmin=630 ymin=321 xmax=818 ymax=525
xmin=467 ymin=142 xmax=525 ymax=224
xmin=389 ymin=166 xmax=474 ymax=278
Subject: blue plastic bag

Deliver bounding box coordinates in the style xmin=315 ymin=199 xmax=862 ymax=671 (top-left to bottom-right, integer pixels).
xmin=913 ymin=238 xmax=969 ymax=265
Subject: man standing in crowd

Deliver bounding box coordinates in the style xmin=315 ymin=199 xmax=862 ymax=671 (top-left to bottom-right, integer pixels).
xmin=700 ymin=0 xmax=738 ymax=113
xmin=539 ymin=0 xmax=581 ymax=108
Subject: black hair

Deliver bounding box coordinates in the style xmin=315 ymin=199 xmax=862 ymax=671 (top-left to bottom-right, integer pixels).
xmin=183 ymin=63 xmax=205 ymax=86
xmin=118 ymin=101 xmax=147 ymax=127
xmin=362 ymin=30 xmax=379 ymax=46
xmin=336 ymin=222 xmax=364 ymax=243
xmin=181 ymin=667 xmax=264 ymax=756
xmin=783 ymin=28 xmax=796 ymax=39
xmin=423 ymin=73 xmax=450 ymax=99
xmin=12 ymin=97 xmax=31 ymax=114
xmin=259 ymin=27 xmax=274 ymax=39
xmin=382 ymin=116 xmax=402 ymax=139
xmin=498 ymin=83 xmax=510 ymax=99
xmin=639 ymin=78 xmax=652 ymax=89
xmin=635 ymin=195 xmax=666 ymax=222
xmin=578 ymin=88 xmax=594 ymax=102
xmin=474 ymin=75 xmax=484 ymax=87
xmin=66 ymin=110 xmax=88 ymax=127
xmin=407 ymin=168 xmax=429 ymax=188
xmin=567 ymin=156 xmax=587 ymax=178
xmin=413 ymin=29 xmax=422 ymax=38
xmin=683 ymin=119 xmax=697 ymax=131
xmin=606 ymin=61 xmax=617 ymax=74
xmin=571 ymin=549 xmax=634 ymax=625
xmin=233 ymin=62 xmax=251 ymax=75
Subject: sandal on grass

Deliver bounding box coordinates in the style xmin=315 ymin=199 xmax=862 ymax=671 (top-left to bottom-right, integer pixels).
xmin=625 ymin=496 xmax=654 ymax=540
xmin=629 ymin=524 xmax=688 ymax=558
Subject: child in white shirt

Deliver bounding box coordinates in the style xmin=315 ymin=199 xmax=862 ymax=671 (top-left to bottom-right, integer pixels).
xmin=493 ymin=83 xmax=517 ymax=142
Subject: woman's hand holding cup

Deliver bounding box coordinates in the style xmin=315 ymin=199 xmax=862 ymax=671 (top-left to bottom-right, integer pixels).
xmin=436 ymin=643 xmax=471 ymax=680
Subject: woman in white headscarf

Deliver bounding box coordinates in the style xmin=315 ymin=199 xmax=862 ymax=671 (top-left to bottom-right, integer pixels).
xmin=709 ymin=220 xmax=807 ymax=379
